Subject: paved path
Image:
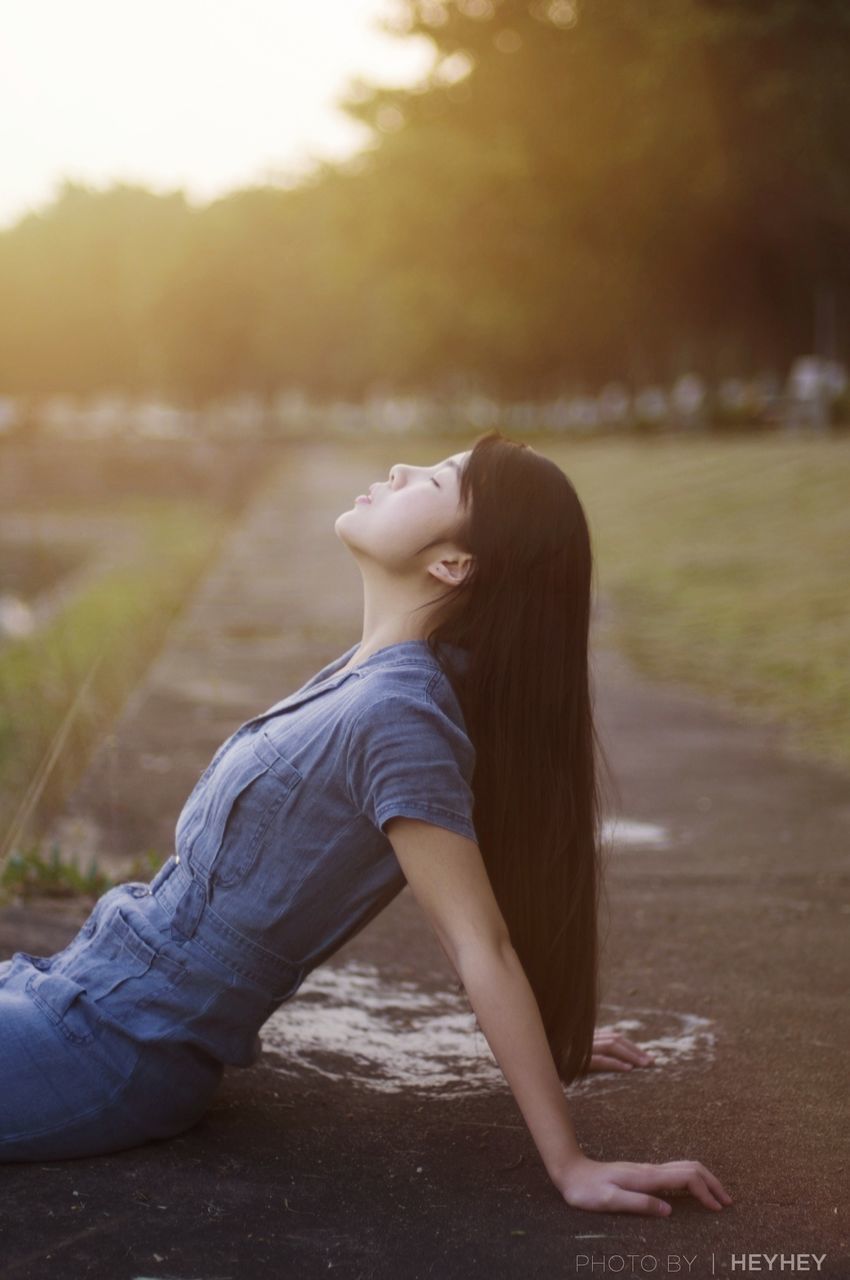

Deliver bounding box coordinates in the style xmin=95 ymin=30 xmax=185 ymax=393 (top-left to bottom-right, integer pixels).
xmin=1 ymin=438 xmax=847 ymax=1279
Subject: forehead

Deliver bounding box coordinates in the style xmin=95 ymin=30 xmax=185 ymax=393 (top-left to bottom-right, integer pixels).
xmin=437 ymin=450 xmax=471 ymax=470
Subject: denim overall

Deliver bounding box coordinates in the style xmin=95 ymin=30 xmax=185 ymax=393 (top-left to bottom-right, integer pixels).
xmin=0 ymin=640 xmax=476 ymax=1161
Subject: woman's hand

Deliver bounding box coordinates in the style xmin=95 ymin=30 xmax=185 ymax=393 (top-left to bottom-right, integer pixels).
xmin=589 ymin=1028 xmax=655 ymax=1073
xmin=555 ymin=1155 xmax=734 ymax=1217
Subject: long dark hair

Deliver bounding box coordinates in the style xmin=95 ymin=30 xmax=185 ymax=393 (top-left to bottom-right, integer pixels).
xmin=423 ymin=430 xmax=609 ymax=1085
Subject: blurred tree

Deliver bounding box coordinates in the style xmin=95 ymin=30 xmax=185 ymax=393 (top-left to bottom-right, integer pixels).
xmin=1 ymin=0 xmax=848 ymax=408
xmin=0 ymin=183 xmax=190 ymax=394
xmin=341 ymin=0 xmax=850 ymax=387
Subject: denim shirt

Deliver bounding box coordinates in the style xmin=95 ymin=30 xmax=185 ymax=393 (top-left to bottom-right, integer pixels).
xmin=28 ymin=640 xmax=477 ymax=1071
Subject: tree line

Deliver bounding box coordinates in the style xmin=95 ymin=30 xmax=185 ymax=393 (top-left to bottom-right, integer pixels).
xmin=1 ymin=0 xmax=848 ymax=406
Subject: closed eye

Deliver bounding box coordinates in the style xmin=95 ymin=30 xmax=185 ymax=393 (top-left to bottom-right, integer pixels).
xmin=431 ymin=477 xmax=440 ymax=488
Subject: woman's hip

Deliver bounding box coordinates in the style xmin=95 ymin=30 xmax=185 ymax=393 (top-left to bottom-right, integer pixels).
xmin=0 ymin=957 xmax=224 ymax=1163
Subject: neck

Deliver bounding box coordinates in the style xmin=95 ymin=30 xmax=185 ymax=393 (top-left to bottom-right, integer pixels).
xmin=352 ymin=563 xmax=440 ymax=662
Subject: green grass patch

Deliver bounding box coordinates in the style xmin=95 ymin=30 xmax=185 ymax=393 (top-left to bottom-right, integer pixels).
xmin=0 ymin=842 xmax=160 ymax=903
xmin=0 ymin=497 xmax=227 ymax=872
xmin=546 ymin=434 xmax=850 ymax=772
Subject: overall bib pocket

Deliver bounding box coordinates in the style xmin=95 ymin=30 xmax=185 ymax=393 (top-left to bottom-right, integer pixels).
xmin=186 ymin=729 xmax=303 ymax=887
xmin=174 ymin=730 xmax=244 ymax=855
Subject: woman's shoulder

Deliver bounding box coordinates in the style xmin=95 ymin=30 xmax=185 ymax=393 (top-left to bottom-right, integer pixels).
xmin=355 ymin=656 xmax=454 ymax=702
xmin=344 ymin=661 xmax=476 ymax=790
xmin=347 ymin=658 xmax=469 ymax=738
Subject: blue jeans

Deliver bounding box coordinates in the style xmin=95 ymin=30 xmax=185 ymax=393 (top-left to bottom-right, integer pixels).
xmin=0 ymin=901 xmax=224 ymax=1163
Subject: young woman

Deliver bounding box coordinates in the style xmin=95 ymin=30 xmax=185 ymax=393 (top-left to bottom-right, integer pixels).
xmin=0 ymin=430 xmax=732 ymax=1218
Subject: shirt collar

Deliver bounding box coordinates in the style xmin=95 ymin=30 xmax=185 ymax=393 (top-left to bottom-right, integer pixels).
xmin=238 ymin=638 xmax=469 ymax=732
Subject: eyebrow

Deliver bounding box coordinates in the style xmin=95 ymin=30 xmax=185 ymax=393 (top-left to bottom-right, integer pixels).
xmin=438 ymin=458 xmax=462 ymax=477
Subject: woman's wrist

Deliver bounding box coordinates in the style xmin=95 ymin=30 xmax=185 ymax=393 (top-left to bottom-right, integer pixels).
xmin=457 ymin=944 xmax=587 ymax=1184
xmin=547 ymin=1149 xmax=592 ymax=1189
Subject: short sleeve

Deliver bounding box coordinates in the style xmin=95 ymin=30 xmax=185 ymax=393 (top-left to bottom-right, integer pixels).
xmin=345 ymin=689 xmax=477 ymax=842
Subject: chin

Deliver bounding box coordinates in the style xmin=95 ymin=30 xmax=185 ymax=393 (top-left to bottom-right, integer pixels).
xmin=333 ymin=510 xmax=359 ymax=544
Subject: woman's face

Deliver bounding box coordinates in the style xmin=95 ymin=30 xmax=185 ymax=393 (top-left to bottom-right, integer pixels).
xmin=335 ymin=449 xmax=472 ymax=570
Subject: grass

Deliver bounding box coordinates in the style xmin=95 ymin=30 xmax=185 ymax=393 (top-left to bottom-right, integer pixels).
xmin=0 ymin=842 xmax=160 ymax=903
xmin=0 ymin=496 xmax=228 ymax=885
xmin=545 ymin=433 xmax=850 ymax=773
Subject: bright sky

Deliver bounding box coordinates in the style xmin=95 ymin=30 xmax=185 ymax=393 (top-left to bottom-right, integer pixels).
xmin=1 ymin=0 xmax=436 ymax=229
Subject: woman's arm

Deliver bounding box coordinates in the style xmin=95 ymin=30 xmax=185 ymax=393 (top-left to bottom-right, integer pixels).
xmin=456 ymin=939 xmax=730 ymax=1214
xmin=452 ymin=936 xmax=583 ymax=1177
xmin=386 ymin=817 xmax=734 ymax=1217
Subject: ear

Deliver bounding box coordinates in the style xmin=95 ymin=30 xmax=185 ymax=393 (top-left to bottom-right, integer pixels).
xmin=426 ymin=550 xmax=474 ymax=587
